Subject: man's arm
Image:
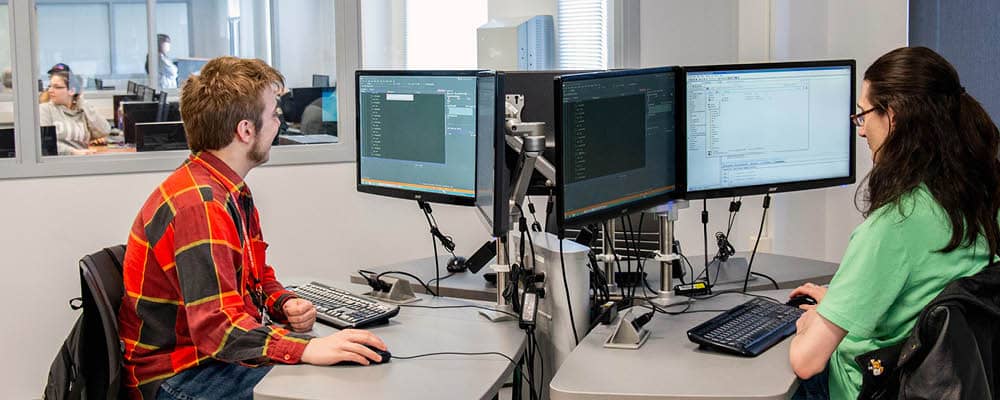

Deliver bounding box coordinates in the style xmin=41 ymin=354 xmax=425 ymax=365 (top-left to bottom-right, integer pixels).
xmin=168 ymin=202 xmax=310 ymax=365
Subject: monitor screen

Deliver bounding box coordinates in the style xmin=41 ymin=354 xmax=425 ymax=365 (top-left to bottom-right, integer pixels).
xmin=321 ymin=88 xmax=337 ymax=122
xmin=356 ymin=71 xmax=480 ymax=205
xmin=176 ymin=58 xmax=209 ymax=89
xmin=474 ymin=71 xmax=510 ymax=236
xmin=556 ymin=67 xmax=683 ymax=227
xmin=313 ymin=74 xmax=331 ymax=88
xmin=684 ymin=61 xmax=856 ymax=198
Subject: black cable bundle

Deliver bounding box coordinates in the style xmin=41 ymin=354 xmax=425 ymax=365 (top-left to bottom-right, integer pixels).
xmin=743 ymin=194 xmax=771 ymax=293
xmin=417 ymin=200 xmax=457 ymax=297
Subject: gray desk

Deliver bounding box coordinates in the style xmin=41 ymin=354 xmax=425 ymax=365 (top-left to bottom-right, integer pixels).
xmin=671 ymin=252 xmax=838 ymax=292
xmin=254 ymin=281 xmax=526 ymax=400
xmin=549 ymin=289 xmax=798 ymax=400
xmin=351 ymin=256 xmax=497 ymax=301
xmin=350 ymin=253 xmax=838 ymax=301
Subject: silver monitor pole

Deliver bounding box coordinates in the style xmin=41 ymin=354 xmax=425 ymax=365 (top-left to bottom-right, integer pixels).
xmin=649 ymin=200 xmax=689 ymax=306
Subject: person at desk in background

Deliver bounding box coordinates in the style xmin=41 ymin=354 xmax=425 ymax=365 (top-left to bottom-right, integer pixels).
xmin=38 ymin=70 xmax=110 ymax=155
xmin=38 ymin=62 xmax=71 ymax=103
xmin=145 ymin=33 xmax=178 ymax=89
xmin=787 ymin=46 xmax=1000 ymax=400
xmin=1 ymin=68 xmax=11 ymax=92
xmin=119 ymin=56 xmax=387 ymax=400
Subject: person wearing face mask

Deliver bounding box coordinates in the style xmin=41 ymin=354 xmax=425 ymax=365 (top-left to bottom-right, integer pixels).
xmin=146 ymin=33 xmax=179 ymax=89
xmin=38 ymin=70 xmax=111 ymax=155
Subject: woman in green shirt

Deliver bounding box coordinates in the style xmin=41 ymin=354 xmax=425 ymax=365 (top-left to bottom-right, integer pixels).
xmin=788 ymin=46 xmax=1000 ymax=400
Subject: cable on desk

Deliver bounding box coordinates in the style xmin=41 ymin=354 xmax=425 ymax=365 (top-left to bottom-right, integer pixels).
xmin=393 ymin=351 xmax=517 ymax=365
xmin=693 ymin=289 xmax=781 ymax=303
xmin=427 ymin=272 xmax=455 ymax=287
xmin=751 ymin=271 xmax=780 ymax=290
xmin=398 ymin=304 xmax=518 ymax=318
xmin=359 ymin=269 xmax=439 ymax=297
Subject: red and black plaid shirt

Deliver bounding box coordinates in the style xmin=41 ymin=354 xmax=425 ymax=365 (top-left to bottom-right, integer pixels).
xmin=119 ymin=152 xmax=310 ymax=399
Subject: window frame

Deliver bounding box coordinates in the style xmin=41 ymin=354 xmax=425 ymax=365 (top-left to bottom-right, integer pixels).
xmin=0 ymin=0 xmax=360 ymax=180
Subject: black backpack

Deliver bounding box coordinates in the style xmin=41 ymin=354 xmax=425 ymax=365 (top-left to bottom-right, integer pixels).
xmin=44 ymin=246 xmax=126 ymax=400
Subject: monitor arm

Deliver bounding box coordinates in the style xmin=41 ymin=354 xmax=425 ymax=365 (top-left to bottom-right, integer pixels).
xmin=489 ymin=94 xmax=557 ymax=308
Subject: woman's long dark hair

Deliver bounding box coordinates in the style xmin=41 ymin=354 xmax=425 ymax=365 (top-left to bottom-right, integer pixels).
xmin=859 ymin=46 xmax=1000 ymax=256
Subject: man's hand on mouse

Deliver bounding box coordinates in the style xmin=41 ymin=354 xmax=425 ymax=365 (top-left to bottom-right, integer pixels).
xmin=301 ymin=329 xmax=387 ymax=366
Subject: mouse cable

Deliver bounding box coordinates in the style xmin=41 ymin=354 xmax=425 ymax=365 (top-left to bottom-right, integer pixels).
xmin=393 ymin=351 xmax=516 ymax=365
xmin=398 ymin=303 xmax=518 ymax=318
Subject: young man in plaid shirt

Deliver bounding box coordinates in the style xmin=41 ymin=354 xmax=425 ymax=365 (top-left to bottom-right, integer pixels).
xmin=118 ymin=57 xmax=387 ymax=400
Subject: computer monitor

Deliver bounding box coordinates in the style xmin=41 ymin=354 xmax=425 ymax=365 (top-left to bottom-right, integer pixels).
xmin=121 ymin=101 xmax=159 ymax=144
xmin=136 ymin=121 xmax=187 ymax=152
xmin=283 ymin=87 xmax=329 ymax=124
xmin=175 ymin=58 xmax=210 ymax=88
xmin=555 ymin=67 xmax=684 ymax=228
xmin=312 ymin=74 xmax=331 ymax=88
xmin=321 ymin=87 xmax=337 ymax=123
xmin=356 ymin=70 xmax=480 ymax=206
xmin=40 ymin=126 xmax=58 ymax=156
xmin=474 ymin=71 xmax=511 ymax=237
xmin=141 ymin=86 xmax=155 ymax=102
xmin=684 ymin=60 xmax=856 ymax=199
xmin=0 ymin=128 xmax=14 ymax=158
xmin=156 ymin=93 xmax=169 ymax=122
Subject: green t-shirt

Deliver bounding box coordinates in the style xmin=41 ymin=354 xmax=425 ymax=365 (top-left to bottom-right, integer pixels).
xmin=817 ymin=185 xmax=992 ymax=400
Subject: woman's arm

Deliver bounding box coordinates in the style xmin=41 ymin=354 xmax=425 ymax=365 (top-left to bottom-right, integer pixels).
xmin=789 ymin=309 xmax=847 ymax=378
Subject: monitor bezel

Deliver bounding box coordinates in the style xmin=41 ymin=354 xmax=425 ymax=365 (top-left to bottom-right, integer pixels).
xmin=355 ymin=69 xmax=482 ymax=206
xmin=682 ymin=59 xmax=857 ymax=200
xmin=474 ymin=71 xmax=511 ymax=237
xmin=554 ymin=66 xmax=687 ymax=229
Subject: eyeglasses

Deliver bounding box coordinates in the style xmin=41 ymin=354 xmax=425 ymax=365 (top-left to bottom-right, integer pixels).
xmin=850 ymin=107 xmax=878 ymax=127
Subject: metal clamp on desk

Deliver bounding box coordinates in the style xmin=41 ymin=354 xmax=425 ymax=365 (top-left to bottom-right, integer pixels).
xmin=365 ymin=276 xmax=420 ymax=304
xmin=604 ymin=308 xmax=652 ymax=349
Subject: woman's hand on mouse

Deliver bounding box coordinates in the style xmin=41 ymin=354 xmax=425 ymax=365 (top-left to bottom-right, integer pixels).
xmin=789 ymin=282 xmax=827 ymax=308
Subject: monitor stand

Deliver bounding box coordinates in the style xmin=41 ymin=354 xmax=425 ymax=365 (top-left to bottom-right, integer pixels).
xmin=705 ymin=257 xmax=758 ymax=285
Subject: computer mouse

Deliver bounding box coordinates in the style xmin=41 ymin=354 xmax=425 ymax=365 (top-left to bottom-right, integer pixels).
xmin=446 ymin=256 xmax=467 ymax=273
xmin=786 ymin=295 xmax=818 ymax=308
xmin=333 ymin=345 xmax=391 ymax=366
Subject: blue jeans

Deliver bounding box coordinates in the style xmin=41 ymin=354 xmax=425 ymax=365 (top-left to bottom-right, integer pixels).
xmin=156 ymin=362 xmax=273 ymax=400
xmin=792 ymin=369 xmax=830 ymax=400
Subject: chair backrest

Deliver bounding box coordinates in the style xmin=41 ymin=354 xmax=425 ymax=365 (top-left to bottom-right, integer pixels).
xmin=79 ymin=245 xmax=126 ymax=400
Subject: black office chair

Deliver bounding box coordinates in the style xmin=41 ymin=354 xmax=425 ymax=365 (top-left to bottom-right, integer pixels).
xmin=78 ymin=245 xmax=127 ymax=400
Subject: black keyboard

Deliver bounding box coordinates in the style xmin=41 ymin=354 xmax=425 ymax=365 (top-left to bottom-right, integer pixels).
xmin=289 ymin=281 xmax=399 ymax=329
xmin=687 ymin=297 xmax=804 ymax=357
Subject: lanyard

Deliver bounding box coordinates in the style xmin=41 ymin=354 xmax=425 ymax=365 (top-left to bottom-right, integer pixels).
xmin=235 ymin=192 xmax=271 ymax=325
